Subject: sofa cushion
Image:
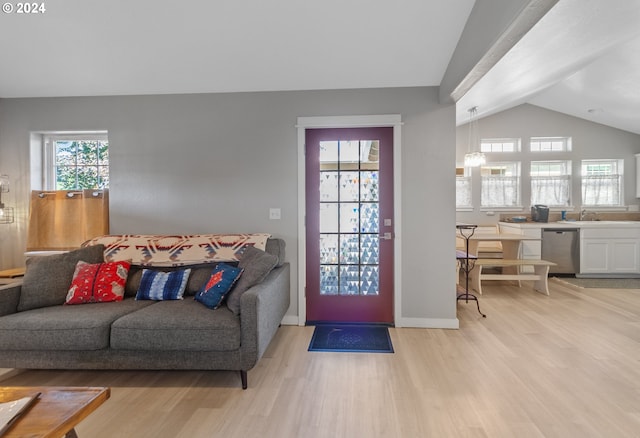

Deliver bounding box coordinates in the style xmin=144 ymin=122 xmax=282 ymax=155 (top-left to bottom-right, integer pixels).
xmin=0 ymin=299 xmax=154 ymax=351
xmin=226 ymin=246 xmax=279 ymax=315
xmin=66 ymin=260 xmax=131 ymax=304
xmin=194 ymin=263 xmax=243 ymax=309
xmin=19 ymin=244 xmax=106 ymax=312
xmin=135 ymin=269 xmax=191 ymax=300
xmin=110 ymin=299 xmax=241 ymax=352
xmin=125 ymin=264 xmax=224 ymax=298
xmin=265 ymin=238 xmax=286 ymax=267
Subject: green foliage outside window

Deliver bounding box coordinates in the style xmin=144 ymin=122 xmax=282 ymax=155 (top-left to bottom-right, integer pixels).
xmin=55 ymin=140 xmax=109 ymax=190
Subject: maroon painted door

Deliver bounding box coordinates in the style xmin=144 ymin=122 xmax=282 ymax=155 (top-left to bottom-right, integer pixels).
xmin=305 ymin=127 xmax=394 ymax=323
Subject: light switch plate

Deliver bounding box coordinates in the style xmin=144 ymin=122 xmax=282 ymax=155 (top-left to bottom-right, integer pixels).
xmin=269 ymin=208 xmax=281 ymax=220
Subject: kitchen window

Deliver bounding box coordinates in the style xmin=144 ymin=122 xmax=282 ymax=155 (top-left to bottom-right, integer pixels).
xmin=531 ymin=160 xmax=571 ymax=207
xmin=480 ymin=162 xmax=521 ymax=208
xmin=456 ymin=166 xmax=472 ymax=209
xmin=43 ymin=133 xmax=109 ymax=190
xmin=480 ymin=138 xmax=520 ymax=152
xmin=581 ymin=159 xmax=623 ymax=206
xmin=530 ymin=137 xmax=571 ymax=152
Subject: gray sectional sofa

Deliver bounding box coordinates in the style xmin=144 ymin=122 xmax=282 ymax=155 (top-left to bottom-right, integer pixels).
xmin=0 ymin=237 xmax=290 ymax=389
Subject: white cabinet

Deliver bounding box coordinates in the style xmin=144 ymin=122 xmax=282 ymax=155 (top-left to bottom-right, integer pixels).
xmin=580 ymin=227 xmax=640 ymax=275
xmin=498 ymin=221 xmax=640 ymax=276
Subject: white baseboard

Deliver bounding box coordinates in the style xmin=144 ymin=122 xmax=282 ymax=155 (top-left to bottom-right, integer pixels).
xmin=280 ymin=315 xmax=459 ymax=329
xmin=281 ymin=315 xmax=300 ymax=326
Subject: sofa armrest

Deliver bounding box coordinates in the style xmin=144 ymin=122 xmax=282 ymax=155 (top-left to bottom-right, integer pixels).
xmin=0 ymin=281 xmax=22 ymax=317
xmin=239 ymin=263 xmax=290 ymax=371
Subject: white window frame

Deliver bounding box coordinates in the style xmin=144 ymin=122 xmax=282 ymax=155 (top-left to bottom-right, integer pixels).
xmin=530 ymin=136 xmax=572 ymax=152
xmin=480 ymin=162 xmax=521 ymax=210
xmin=480 ymin=138 xmax=521 ymax=153
xmin=530 ymin=160 xmax=572 ymax=207
xmin=456 ymin=165 xmax=472 ymax=211
xmin=581 ymin=159 xmax=624 ymax=207
xmin=43 ymin=132 xmax=109 ymax=191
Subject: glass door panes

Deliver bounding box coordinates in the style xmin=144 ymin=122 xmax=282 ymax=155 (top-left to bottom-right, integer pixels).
xmin=319 ymin=140 xmax=380 ymax=296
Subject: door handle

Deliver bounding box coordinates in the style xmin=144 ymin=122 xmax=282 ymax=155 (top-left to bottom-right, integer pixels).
xmin=379 ymin=232 xmax=393 ymax=240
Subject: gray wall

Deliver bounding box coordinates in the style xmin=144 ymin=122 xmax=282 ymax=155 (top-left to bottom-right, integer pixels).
xmin=0 ymin=87 xmax=458 ymax=327
xmin=456 ymin=103 xmax=640 ymax=225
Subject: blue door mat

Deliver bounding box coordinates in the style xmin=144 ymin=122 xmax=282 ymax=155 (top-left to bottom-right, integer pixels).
xmin=308 ymin=324 xmax=394 ymax=353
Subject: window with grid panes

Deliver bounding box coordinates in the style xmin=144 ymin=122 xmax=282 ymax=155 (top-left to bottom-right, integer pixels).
xmin=480 ymin=138 xmax=520 ymax=153
xmin=530 ymin=137 xmax=571 ymax=152
xmin=480 ymin=162 xmax=521 ymax=208
xmin=531 ymin=160 xmax=571 ymax=207
xmin=456 ymin=166 xmax=472 ymax=209
xmin=44 ymin=133 xmax=109 ymax=190
xmin=581 ymin=159 xmax=623 ymax=206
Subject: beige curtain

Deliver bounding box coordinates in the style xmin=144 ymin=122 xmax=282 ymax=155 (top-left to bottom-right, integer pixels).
xmin=27 ymin=189 xmax=109 ymax=251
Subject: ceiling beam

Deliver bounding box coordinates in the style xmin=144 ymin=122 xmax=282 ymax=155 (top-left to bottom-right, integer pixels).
xmin=439 ymin=0 xmax=558 ymax=105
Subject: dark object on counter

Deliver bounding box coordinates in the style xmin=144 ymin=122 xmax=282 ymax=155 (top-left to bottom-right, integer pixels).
xmin=531 ymin=205 xmax=550 ymax=223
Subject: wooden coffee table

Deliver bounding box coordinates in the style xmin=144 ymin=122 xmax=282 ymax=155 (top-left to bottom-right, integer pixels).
xmin=0 ymin=386 xmax=110 ymax=438
xmin=0 ymin=268 xmax=25 ymax=278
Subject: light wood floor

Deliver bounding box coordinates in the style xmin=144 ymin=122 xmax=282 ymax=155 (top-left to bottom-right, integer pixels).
xmin=2 ymin=279 xmax=639 ymax=437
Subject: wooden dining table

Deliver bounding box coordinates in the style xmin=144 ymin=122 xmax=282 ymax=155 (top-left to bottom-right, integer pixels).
xmin=0 ymin=386 xmax=110 ymax=438
xmin=459 ymin=232 xmax=540 ymax=260
xmin=456 ymin=231 xmax=542 ymax=279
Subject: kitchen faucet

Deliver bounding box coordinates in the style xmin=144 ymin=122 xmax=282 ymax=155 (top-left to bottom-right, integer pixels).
xmin=580 ymin=209 xmax=586 ymax=220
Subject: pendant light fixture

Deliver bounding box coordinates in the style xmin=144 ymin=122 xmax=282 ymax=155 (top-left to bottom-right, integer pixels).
xmin=463 ymin=106 xmax=486 ymax=167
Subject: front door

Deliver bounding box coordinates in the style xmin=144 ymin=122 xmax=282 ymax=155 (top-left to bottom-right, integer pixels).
xmin=305 ymin=127 xmax=394 ymax=323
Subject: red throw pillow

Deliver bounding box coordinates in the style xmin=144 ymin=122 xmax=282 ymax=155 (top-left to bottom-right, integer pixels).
xmin=66 ymin=260 xmax=131 ymax=304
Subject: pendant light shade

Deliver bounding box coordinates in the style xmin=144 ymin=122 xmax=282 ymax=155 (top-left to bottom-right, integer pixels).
xmin=463 ymin=107 xmax=486 ymax=167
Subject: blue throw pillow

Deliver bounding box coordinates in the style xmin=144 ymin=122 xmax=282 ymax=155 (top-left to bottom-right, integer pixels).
xmin=135 ymin=268 xmax=191 ymax=300
xmin=194 ymin=263 xmax=243 ymax=309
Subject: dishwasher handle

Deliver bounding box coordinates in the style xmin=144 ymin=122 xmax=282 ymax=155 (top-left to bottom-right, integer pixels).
xmin=543 ymin=228 xmax=579 ymax=234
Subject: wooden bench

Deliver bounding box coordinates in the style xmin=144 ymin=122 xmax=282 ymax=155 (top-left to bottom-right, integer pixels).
xmin=469 ymin=259 xmax=556 ymax=295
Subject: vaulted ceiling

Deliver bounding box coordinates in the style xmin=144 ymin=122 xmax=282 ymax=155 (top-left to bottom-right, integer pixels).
xmin=1 ymin=0 xmax=639 ymax=135
xmin=457 ymin=0 xmax=640 ymax=135
xmin=0 ymin=1 xmax=474 ymax=97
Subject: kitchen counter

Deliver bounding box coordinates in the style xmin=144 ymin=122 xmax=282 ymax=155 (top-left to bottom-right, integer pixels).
xmin=499 ymin=221 xmax=640 ymax=277
xmin=500 ymin=220 xmax=640 ymax=228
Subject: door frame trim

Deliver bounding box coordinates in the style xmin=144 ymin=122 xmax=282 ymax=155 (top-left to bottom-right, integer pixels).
xmin=296 ymin=114 xmax=403 ymax=326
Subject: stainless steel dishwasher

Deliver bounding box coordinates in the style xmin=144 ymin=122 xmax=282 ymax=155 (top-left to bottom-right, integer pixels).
xmin=542 ymin=228 xmax=580 ymax=274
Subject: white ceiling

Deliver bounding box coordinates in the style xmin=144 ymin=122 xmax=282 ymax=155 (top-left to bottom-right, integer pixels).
xmin=457 ymin=0 xmax=640 ymax=135
xmin=0 ymin=0 xmax=474 ymax=97
xmin=528 ymin=35 xmax=640 ymax=135
xmin=1 ymin=0 xmax=639 ymax=136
